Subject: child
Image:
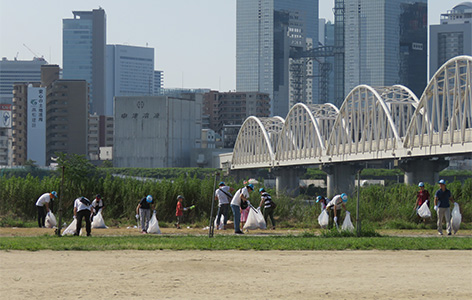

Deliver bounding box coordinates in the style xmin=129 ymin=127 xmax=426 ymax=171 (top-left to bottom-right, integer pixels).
xmin=175 ymin=195 xmax=185 ymax=229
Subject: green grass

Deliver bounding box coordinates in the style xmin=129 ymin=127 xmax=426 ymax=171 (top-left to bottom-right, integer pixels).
xmin=1 ymin=235 xmax=470 ymax=251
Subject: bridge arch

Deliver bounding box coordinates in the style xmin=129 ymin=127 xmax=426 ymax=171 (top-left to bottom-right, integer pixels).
xmin=275 ymin=103 xmax=339 ymax=164
xmin=326 ymin=85 xmax=406 ymax=157
xmin=231 ymin=116 xmax=284 ymax=168
xmin=404 ymin=55 xmax=472 ymax=149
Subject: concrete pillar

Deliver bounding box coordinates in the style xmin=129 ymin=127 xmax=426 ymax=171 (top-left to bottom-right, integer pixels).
xmin=322 ymin=163 xmax=363 ymax=198
xmin=396 ymin=158 xmax=449 ymax=186
xmin=274 ymin=167 xmax=305 ymax=197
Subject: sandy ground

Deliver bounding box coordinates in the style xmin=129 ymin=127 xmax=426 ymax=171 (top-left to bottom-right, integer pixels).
xmin=0 ymin=250 xmax=471 ymax=299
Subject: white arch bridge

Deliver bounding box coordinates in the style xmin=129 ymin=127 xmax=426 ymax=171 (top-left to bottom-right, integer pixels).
xmin=230 ymin=56 xmax=472 ymax=195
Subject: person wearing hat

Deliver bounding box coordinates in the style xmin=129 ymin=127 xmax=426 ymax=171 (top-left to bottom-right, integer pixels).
xmin=434 ymin=179 xmax=455 ymax=235
xmin=316 ymin=195 xmax=328 ymax=211
xmin=230 ymin=183 xmax=254 ymax=234
xmin=91 ymin=194 xmax=105 ymax=222
xmin=259 ymin=188 xmax=276 ymax=230
xmin=73 ymin=196 xmax=92 ymax=236
xmin=136 ymin=195 xmax=155 ymax=234
xmin=214 ymin=182 xmax=234 ymax=230
xmin=414 ymin=182 xmax=430 ymax=222
xmin=35 ymin=191 xmax=57 ymax=228
xmin=326 ymin=193 xmax=348 ymax=229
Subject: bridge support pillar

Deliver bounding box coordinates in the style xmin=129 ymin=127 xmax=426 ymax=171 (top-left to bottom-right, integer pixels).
xmin=274 ymin=167 xmax=305 ymax=197
xmin=396 ymin=158 xmax=449 ymax=186
xmin=322 ymin=163 xmax=363 ymax=198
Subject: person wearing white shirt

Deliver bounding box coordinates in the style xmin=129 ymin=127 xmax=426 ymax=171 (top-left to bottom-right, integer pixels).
xmin=230 ymin=184 xmax=254 ymax=234
xmin=215 ymin=182 xmax=234 ymax=230
xmin=73 ymin=197 xmax=92 ymax=236
xmin=35 ymin=191 xmax=57 ymax=228
xmin=326 ymin=193 xmax=348 ymax=229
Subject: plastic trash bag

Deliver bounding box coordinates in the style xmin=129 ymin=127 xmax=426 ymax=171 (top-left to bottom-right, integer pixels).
xmin=341 ymin=211 xmax=355 ymax=232
xmin=318 ymin=210 xmax=329 ymax=228
xmin=417 ymin=200 xmax=431 ymax=218
xmin=62 ymin=219 xmax=77 ymax=235
xmin=214 ymin=214 xmax=224 ymax=230
xmin=244 ymin=207 xmax=267 ymax=230
xmin=147 ymin=211 xmax=161 ymax=234
xmin=451 ymin=203 xmax=461 ymax=234
xmin=45 ymin=211 xmax=57 ymax=228
xmin=92 ymin=211 xmax=107 ymax=229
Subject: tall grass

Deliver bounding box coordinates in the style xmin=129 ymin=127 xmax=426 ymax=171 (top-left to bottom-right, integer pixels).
xmin=1 ymin=172 xmax=471 ymax=228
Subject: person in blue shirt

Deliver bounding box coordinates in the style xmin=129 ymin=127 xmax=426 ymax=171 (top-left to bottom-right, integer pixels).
xmin=434 ymin=179 xmax=456 ymax=236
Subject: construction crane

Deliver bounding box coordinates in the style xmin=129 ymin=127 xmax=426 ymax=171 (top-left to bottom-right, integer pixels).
xmin=23 ymin=43 xmax=43 ymax=59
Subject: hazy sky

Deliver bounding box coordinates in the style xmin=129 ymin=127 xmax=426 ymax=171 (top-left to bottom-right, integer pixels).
xmin=0 ymin=0 xmax=461 ymax=91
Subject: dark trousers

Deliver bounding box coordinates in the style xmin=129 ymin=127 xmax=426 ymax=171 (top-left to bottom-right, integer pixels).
xmin=37 ymin=206 xmax=46 ymax=228
xmin=328 ymin=209 xmax=342 ymax=229
xmin=263 ymin=207 xmax=276 ymax=228
xmin=76 ymin=209 xmax=91 ymax=236
xmin=216 ymin=204 xmax=229 ymax=226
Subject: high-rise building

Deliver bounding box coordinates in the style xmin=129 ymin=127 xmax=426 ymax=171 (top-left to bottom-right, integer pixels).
xmin=0 ymin=57 xmax=47 ymax=104
xmin=0 ymin=104 xmax=12 ymax=165
xmin=344 ymin=0 xmax=427 ymax=97
xmin=88 ymin=114 xmax=113 ymax=160
xmin=105 ymin=44 xmax=155 ymax=116
xmin=430 ymin=2 xmax=472 ymax=77
xmin=46 ymin=79 xmax=89 ymax=164
xmin=236 ymin=0 xmax=319 ymax=117
xmin=63 ymin=8 xmax=106 ymax=115
xmin=11 ymin=82 xmax=42 ymax=166
xmin=203 ymin=90 xmax=270 ymax=147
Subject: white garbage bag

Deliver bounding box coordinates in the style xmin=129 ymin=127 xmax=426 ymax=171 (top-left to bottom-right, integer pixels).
xmin=214 ymin=214 xmax=224 ymax=230
xmin=45 ymin=211 xmax=57 ymax=228
xmin=62 ymin=219 xmax=77 ymax=235
xmin=417 ymin=200 xmax=431 ymax=218
xmin=318 ymin=210 xmax=329 ymax=228
xmin=451 ymin=203 xmax=461 ymax=234
xmin=92 ymin=211 xmax=107 ymax=229
xmin=341 ymin=211 xmax=355 ymax=232
xmin=148 ymin=211 xmax=161 ymax=234
xmin=244 ymin=207 xmax=267 ymax=230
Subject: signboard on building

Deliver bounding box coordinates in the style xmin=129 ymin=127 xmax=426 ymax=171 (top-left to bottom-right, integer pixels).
xmin=0 ymin=104 xmax=11 ymax=128
xmin=27 ymin=86 xmax=46 ymax=166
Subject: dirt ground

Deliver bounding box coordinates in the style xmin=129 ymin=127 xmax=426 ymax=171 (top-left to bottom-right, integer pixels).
xmin=0 ymin=250 xmax=471 ymax=299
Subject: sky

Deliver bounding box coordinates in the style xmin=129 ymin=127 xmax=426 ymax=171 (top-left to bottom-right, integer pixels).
xmin=0 ymin=0 xmax=462 ymax=91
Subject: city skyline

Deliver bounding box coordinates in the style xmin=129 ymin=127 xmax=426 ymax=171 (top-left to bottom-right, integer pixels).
xmin=0 ymin=0 xmax=462 ymax=92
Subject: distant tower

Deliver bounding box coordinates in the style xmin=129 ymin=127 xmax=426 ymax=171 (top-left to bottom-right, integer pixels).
xmin=236 ymin=0 xmax=319 ymax=117
xmin=105 ymin=44 xmax=155 ymax=116
xmin=344 ymin=0 xmax=427 ymax=98
xmin=63 ymin=8 xmax=106 ymax=115
xmin=430 ymin=2 xmax=472 ymax=77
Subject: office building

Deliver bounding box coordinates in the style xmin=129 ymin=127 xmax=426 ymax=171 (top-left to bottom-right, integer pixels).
xmin=430 ymin=2 xmax=472 ymax=77
xmin=114 ymin=94 xmax=202 ymax=168
xmin=63 ymin=8 xmax=106 ymax=115
xmin=0 ymin=57 xmax=47 ymax=104
xmin=344 ymin=0 xmax=427 ymax=97
xmin=236 ymin=0 xmax=319 ymax=117
xmin=105 ymin=44 xmax=155 ymax=116
xmin=203 ymin=91 xmax=270 ymax=147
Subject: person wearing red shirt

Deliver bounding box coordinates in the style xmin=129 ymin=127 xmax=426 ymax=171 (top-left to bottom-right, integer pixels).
xmin=414 ymin=182 xmax=430 ymax=222
xmin=175 ymin=195 xmax=185 ymax=229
